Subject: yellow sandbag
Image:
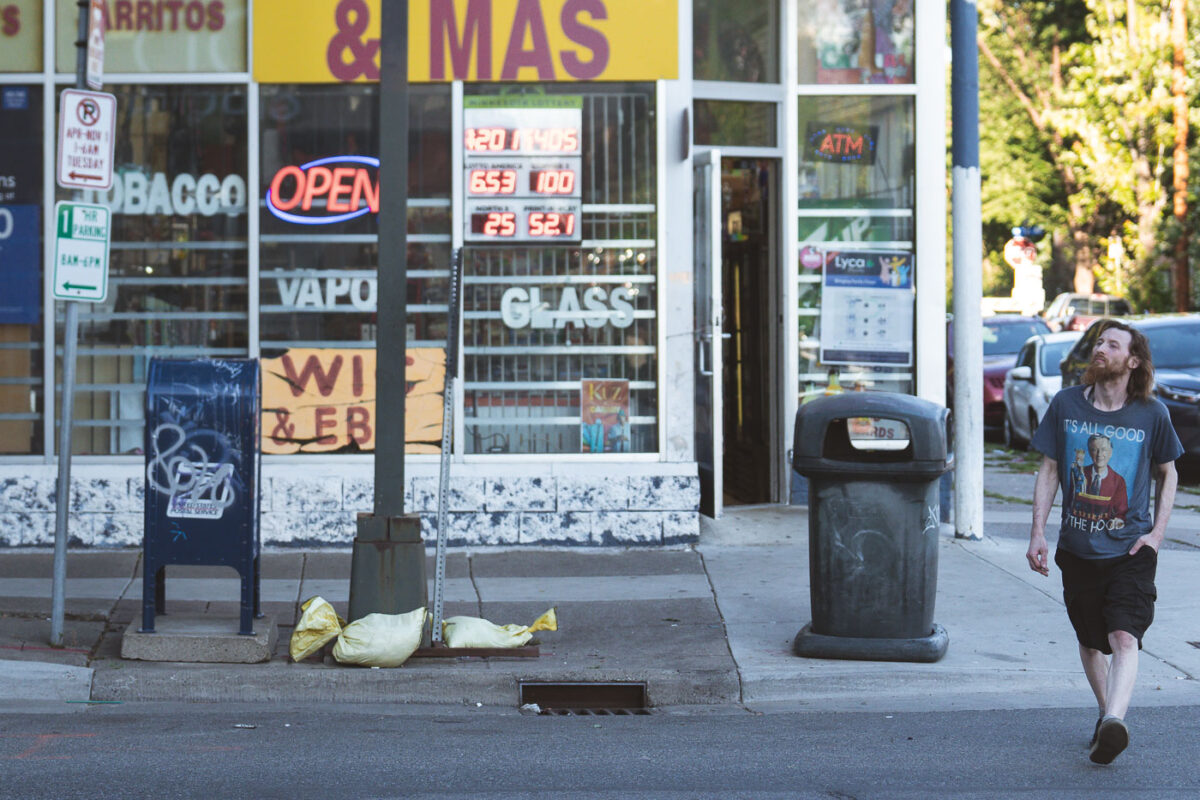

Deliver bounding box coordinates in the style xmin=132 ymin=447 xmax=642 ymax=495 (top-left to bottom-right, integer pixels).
xmin=442 ymin=607 xmax=557 ymax=649
xmin=332 ymin=607 xmax=427 ymax=667
xmin=289 ymin=596 xmax=345 ymax=662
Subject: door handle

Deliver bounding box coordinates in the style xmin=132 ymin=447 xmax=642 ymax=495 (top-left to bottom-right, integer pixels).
xmin=697 ymin=329 xmax=712 ymax=376
xmin=696 ymin=329 xmax=728 ymax=377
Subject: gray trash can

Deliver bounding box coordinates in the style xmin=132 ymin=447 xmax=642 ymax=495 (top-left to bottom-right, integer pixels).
xmin=791 ymin=392 xmax=952 ymax=662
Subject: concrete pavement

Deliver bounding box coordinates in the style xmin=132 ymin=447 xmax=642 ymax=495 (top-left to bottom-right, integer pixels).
xmin=3 ymin=457 xmax=1200 ymax=713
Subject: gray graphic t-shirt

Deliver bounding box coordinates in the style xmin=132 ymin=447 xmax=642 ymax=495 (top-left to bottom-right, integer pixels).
xmin=1032 ymin=385 xmax=1183 ymax=558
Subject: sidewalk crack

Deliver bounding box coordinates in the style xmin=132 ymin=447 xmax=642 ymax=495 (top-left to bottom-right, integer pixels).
xmin=951 ymin=537 xmax=1065 ymax=606
xmin=294 ymin=552 xmax=307 ymax=626
xmin=467 ymin=552 xmax=483 ymax=617
xmin=695 ymin=546 xmax=745 ymax=706
xmin=89 ymin=550 xmax=141 ymax=667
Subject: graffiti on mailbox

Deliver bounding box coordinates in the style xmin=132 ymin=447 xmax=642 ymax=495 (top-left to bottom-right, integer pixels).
xmin=147 ymin=410 xmax=244 ymax=521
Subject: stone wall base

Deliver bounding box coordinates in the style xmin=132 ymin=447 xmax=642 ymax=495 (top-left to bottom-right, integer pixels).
xmin=0 ymin=462 xmax=700 ymax=548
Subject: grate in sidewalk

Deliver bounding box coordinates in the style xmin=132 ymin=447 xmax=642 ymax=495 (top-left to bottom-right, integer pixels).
xmin=519 ymin=681 xmax=651 ymax=716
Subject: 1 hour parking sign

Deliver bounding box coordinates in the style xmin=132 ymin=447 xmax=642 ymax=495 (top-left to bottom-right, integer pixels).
xmin=53 ymin=202 xmax=110 ymax=303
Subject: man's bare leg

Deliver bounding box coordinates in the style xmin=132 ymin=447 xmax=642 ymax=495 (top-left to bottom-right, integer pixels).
xmin=1089 ymin=631 xmax=1137 ymax=764
xmin=1104 ymin=630 xmax=1139 ymax=719
xmin=1079 ymin=643 xmax=1108 ymax=714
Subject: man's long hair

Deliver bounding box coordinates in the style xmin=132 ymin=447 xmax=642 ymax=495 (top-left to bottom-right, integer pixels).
xmin=1084 ymin=319 xmax=1155 ymax=402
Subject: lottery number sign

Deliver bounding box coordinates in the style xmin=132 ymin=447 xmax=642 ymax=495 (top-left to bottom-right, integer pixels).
xmin=463 ymin=97 xmax=583 ymax=244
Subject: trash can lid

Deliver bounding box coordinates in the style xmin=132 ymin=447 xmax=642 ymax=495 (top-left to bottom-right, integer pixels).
xmin=792 ymin=392 xmax=952 ymax=477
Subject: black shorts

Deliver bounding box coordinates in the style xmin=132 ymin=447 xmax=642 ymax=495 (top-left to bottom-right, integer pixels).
xmin=1054 ymin=546 xmax=1158 ymax=654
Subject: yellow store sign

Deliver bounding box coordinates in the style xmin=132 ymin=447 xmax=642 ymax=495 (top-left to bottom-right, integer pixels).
xmin=0 ymin=1 xmax=41 ymax=71
xmin=254 ymin=0 xmax=677 ymax=83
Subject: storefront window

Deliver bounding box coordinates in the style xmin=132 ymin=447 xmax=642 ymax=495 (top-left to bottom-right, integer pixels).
xmin=259 ymin=85 xmax=451 ymax=350
xmin=0 ymin=85 xmax=43 ymax=454
xmin=462 ymin=84 xmax=658 ymax=455
xmin=55 ymin=0 xmax=247 ymax=74
xmin=258 ymin=85 xmax=451 ymax=454
xmin=62 ymin=84 xmax=249 ymax=455
xmin=694 ymin=100 xmax=777 ymax=147
xmin=694 ymin=0 xmax=780 ymax=83
xmin=796 ymin=95 xmax=914 ymax=398
xmin=797 ymin=0 xmax=914 ymax=85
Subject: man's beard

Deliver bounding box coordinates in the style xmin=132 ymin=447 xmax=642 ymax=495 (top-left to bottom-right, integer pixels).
xmin=1083 ymin=356 xmax=1130 ymax=385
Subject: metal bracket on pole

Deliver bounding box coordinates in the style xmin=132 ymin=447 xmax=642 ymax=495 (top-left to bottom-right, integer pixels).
xmin=431 ymin=248 xmax=463 ymax=643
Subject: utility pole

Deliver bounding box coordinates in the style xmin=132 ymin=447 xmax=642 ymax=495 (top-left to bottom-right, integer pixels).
xmin=950 ymin=0 xmax=983 ymax=541
xmin=1172 ymin=0 xmax=1189 ymax=311
xmin=347 ymin=0 xmax=427 ymax=623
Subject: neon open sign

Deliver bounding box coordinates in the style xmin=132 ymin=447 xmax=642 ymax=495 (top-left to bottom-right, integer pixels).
xmin=265 ymin=155 xmax=379 ymax=225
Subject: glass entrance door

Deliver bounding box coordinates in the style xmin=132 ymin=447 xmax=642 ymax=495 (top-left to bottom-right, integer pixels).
xmin=721 ymin=159 xmax=778 ymax=505
xmin=694 ymin=149 xmax=723 ymax=518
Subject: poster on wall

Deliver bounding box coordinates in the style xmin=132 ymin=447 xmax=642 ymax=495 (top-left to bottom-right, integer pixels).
xmin=818 ymin=248 xmax=914 ymax=366
xmin=0 ymin=86 xmax=42 ymax=324
xmin=813 ymin=0 xmax=913 ymax=84
xmin=0 ymin=205 xmax=40 ymax=324
xmin=261 ymin=347 xmax=445 ymax=454
xmin=580 ymin=379 xmax=630 ymax=454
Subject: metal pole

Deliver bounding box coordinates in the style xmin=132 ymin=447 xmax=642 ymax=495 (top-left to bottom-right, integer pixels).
xmin=51 ymin=0 xmax=92 ymax=647
xmin=431 ymin=248 xmax=463 ymax=643
xmin=376 ymin=0 xmax=409 ymax=516
xmin=951 ymin=0 xmax=984 ymax=541
xmin=347 ymin=0 xmax=426 ymax=626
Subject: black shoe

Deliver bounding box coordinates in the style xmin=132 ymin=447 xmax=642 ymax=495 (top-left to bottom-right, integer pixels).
xmin=1089 ymin=717 xmax=1129 ymax=764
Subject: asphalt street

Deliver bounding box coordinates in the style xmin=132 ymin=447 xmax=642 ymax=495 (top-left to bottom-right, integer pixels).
xmin=1 ymin=702 xmax=1198 ymax=799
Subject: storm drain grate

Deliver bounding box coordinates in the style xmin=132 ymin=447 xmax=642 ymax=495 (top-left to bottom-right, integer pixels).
xmin=519 ymin=681 xmax=651 ymax=716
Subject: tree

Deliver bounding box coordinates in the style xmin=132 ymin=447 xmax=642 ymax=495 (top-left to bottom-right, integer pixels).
xmin=977 ymin=0 xmax=1195 ymax=307
xmin=977 ymin=0 xmax=1095 ymax=294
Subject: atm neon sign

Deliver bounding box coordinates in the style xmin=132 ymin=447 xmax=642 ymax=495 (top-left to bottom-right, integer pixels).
xmin=265 ymin=155 xmax=379 ymax=224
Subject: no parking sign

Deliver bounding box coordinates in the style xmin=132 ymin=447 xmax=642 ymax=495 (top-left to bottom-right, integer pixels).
xmin=57 ymin=89 xmax=116 ymax=191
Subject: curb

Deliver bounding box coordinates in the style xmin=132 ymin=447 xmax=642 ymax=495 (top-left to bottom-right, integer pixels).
xmin=0 ymin=659 xmax=93 ymax=702
xmin=88 ymin=660 xmax=741 ymax=708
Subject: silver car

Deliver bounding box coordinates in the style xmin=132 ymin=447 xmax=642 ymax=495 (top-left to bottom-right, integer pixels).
xmin=1001 ymin=330 xmax=1082 ymax=449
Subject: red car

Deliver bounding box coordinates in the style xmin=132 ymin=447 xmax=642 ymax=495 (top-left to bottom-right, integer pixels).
xmin=948 ymin=315 xmax=1052 ymax=430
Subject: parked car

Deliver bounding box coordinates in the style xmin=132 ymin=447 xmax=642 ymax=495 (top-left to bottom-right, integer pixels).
xmin=1043 ymin=292 xmax=1132 ymax=332
xmin=1001 ymin=330 xmax=1082 ymax=449
xmin=1060 ymin=315 xmax=1200 ymax=457
xmin=948 ymin=315 xmax=1053 ymax=431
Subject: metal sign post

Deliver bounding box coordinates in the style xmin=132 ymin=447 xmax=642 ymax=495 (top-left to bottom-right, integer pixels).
xmin=431 ymin=248 xmax=463 ymax=643
xmin=51 ymin=0 xmax=113 ymax=647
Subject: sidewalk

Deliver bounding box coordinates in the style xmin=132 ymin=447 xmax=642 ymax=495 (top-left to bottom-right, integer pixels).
xmin=3 ymin=463 xmax=1200 ymax=712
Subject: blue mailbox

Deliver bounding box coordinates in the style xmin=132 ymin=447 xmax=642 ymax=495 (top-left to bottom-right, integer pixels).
xmin=143 ymin=358 xmax=262 ymax=635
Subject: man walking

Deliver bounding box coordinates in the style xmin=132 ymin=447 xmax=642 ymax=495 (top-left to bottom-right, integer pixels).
xmin=1027 ymin=319 xmax=1182 ymax=764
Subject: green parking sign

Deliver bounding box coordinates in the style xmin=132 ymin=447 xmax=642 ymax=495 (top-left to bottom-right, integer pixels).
xmin=53 ymin=201 xmax=110 ymax=302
